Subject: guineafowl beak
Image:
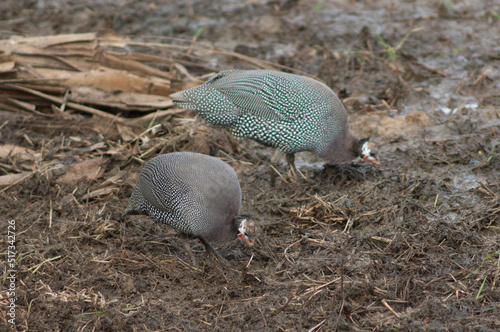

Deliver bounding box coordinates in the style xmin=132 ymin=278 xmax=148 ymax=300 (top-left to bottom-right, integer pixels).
xmin=238 ymin=233 xmax=255 ymax=246
xmin=363 ymin=155 xmax=380 ymax=167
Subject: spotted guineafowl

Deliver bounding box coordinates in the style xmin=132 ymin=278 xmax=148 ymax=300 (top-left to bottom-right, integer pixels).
xmin=170 ymin=70 xmax=379 ymax=184
xmin=121 ymin=152 xmax=256 ymax=265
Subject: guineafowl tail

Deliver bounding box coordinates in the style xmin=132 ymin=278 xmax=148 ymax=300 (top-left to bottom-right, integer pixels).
xmin=120 ymin=185 xmax=145 ymax=221
xmin=170 ymin=76 xmax=240 ymax=126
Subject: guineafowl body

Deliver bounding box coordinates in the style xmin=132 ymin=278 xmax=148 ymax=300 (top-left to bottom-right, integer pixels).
xmin=122 ymin=152 xmax=256 ymax=261
xmin=170 ymin=70 xmax=378 ymax=171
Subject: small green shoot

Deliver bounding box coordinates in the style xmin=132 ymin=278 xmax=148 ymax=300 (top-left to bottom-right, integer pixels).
xmin=374 ymin=33 xmax=396 ymax=61
xmin=314 ymin=0 xmax=326 ymax=13
xmin=27 ymin=298 xmax=36 ymax=317
xmin=467 ymin=251 xmax=500 ymax=277
xmin=122 ymin=307 xmax=138 ymax=312
xmin=487 ymin=11 xmax=500 ymax=23
xmin=465 ymin=251 xmax=500 ymax=300
xmin=476 ymin=277 xmax=488 ymax=299
xmin=193 ymin=25 xmax=206 ymax=40
xmin=443 ymin=0 xmax=454 ymax=13
xmin=374 ymin=27 xmax=425 ymax=61
xmin=14 ymin=251 xmax=30 ymax=266
xmin=487 ymin=141 xmax=499 ymax=163
xmin=2 ymin=252 xmax=31 ymax=285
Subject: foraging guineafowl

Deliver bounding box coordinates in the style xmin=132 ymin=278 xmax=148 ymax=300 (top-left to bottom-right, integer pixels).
xmin=121 ymin=152 xmax=256 ymax=264
xmin=170 ymin=70 xmax=379 ymax=182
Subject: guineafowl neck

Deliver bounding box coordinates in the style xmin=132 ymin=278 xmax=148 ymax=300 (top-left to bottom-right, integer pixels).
xmin=201 ymin=216 xmax=241 ymax=244
xmin=321 ymin=128 xmax=360 ymax=164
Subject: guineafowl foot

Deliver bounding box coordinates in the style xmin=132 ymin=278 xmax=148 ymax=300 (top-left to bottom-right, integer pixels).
xmin=199 ymin=237 xmax=229 ymax=266
xmin=181 ymin=237 xmax=200 ymax=269
xmin=118 ymin=210 xmax=132 ymax=222
xmin=119 ymin=207 xmax=143 ymax=222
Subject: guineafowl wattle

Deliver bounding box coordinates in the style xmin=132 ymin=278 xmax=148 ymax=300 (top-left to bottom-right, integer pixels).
xmin=121 ymin=152 xmax=256 ymax=264
xmin=170 ymin=70 xmax=379 ymax=182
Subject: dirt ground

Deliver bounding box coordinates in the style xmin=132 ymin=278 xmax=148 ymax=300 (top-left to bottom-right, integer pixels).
xmin=1 ymin=0 xmax=499 ymax=331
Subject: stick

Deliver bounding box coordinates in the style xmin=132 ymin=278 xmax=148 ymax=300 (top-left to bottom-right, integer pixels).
xmin=3 ymin=84 xmax=127 ymax=124
xmin=382 ymin=299 xmax=401 ymax=318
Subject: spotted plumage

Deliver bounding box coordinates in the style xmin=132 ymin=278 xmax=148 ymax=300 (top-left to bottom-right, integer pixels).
xmin=170 ymin=70 xmax=379 ymax=172
xmin=122 ymin=152 xmax=256 ymax=261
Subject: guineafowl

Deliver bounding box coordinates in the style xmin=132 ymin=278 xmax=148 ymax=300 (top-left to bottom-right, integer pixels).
xmin=170 ymin=70 xmax=379 ymax=184
xmin=121 ymin=152 xmax=256 ymax=265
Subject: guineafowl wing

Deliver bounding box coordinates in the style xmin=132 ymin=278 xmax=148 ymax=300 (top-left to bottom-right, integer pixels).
xmin=209 ymin=70 xmax=315 ymax=123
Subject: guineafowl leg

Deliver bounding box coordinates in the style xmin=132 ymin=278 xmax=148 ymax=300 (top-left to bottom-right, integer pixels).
xmin=180 ymin=236 xmax=199 ymax=268
xmin=270 ymin=150 xmax=285 ymax=187
xmin=199 ymin=237 xmax=229 ymax=265
xmin=286 ymin=153 xmax=298 ymax=179
xmin=269 ymin=167 xmax=277 ymax=187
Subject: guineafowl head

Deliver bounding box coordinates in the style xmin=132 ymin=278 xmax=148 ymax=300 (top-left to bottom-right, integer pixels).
xmin=356 ymin=137 xmax=379 ymax=166
xmin=235 ymin=215 xmax=257 ymax=246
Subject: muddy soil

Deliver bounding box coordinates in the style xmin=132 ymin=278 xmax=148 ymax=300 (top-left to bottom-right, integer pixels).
xmin=1 ymin=0 xmax=499 ymax=331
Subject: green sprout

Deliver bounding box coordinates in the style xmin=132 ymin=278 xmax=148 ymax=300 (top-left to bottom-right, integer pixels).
xmin=314 ymin=0 xmax=326 ymax=13
xmin=374 ymin=27 xmax=425 ymax=61
xmin=465 ymin=251 xmax=500 ymax=300
xmin=193 ymin=25 xmax=206 ymax=40
xmin=487 ymin=141 xmax=499 ymax=163
xmin=443 ymin=0 xmax=454 ymax=13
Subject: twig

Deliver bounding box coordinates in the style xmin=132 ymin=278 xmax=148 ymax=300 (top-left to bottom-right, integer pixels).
xmin=28 ymin=256 xmax=62 ymax=274
xmin=49 ymin=200 xmax=53 ymax=228
xmin=478 ymin=180 xmax=498 ymax=199
xmin=381 ymin=299 xmax=401 ymax=318
xmin=337 ymin=231 xmax=349 ymax=330
xmin=246 ymin=253 xmax=254 ymax=269
xmin=3 ymin=84 xmax=127 ymax=124
xmin=343 ymin=216 xmax=354 ymax=233
xmin=308 ymin=319 xmax=327 ymax=332
xmin=472 ymin=69 xmax=492 ymax=86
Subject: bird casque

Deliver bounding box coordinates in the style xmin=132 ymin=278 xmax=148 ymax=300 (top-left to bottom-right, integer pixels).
xmin=121 ymin=152 xmax=256 ymax=264
xmin=170 ymin=70 xmax=379 ymax=179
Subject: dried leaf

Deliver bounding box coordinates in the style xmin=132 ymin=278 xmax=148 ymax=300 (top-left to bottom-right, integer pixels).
xmin=80 ymin=187 xmax=119 ymax=200
xmin=0 ymin=172 xmax=31 ymax=186
xmin=69 ymin=86 xmax=174 ymax=111
xmin=0 ymin=61 xmax=15 ymax=72
xmin=57 ymin=158 xmax=106 ymax=186
xmin=117 ymin=124 xmax=138 ymax=142
xmin=65 ymin=70 xmax=173 ymax=95
xmin=9 ymin=33 xmax=97 ymax=47
xmin=0 ymin=144 xmax=36 ymax=161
